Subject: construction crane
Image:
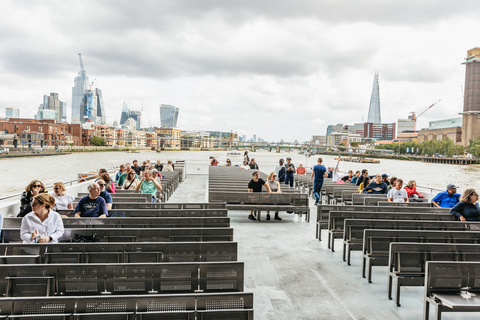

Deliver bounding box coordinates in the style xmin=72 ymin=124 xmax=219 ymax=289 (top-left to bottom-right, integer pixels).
xmin=410 ymin=99 xmax=441 ymax=133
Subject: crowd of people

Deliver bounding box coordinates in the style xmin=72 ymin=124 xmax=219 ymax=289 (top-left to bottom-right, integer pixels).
xmin=17 ymin=158 xmax=172 ymax=244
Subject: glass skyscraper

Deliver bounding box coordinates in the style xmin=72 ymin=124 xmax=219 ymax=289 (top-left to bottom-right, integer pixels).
xmin=96 ymin=88 xmax=106 ymax=125
xmin=160 ymin=104 xmax=179 ymax=128
xmin=120 ymin=102 xmax=130 ymax=125
xmin=367 ymin=71 xmax=381 ymax=123
xmin=72 ymin=69 xmax=89 ymax=123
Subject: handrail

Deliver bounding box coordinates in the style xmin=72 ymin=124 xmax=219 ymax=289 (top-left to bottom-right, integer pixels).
xmin=0 ymin=167 xmax=119 ymax=202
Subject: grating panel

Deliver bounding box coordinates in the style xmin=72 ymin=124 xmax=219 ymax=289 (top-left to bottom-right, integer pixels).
xmin=146 ymin=299 xmax=187 ymax=311
xmin=161 ymin=267 xmax=192 ymax=278
xmin=113 ymin=267 xmax=147 ymax=279
xmin=206 ymin=280 xmax=237 ymax=290
xmin=113 ymin=281 xmax=146 ymax=292
xmin=12 ymin=281 xmax=48 ymax=297
xmin=82 ymin=315 xmax=129 ymax=320
xmin=15 ymin=269 xmax=49 ymax=277
xmin=160 ymin=280 xmax=192 ymax=291
xmin=65 ymin=282 xmax=98 ymax=293
xmin=206 ymin=297 xmax=244 ymax=310
xmin=85 ymin=300 xmax=127 ymax=313
xmin=22 ymin=301 xmax=66 ymax=314
xmin=142 ymin=314 xmax=189 ymax=320
xmin=207 ymin=268 xmax=237 ymax=277
xmin=65 ymin=268 xmax=98 ymax=279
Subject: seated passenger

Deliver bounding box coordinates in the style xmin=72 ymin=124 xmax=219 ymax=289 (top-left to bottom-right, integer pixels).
xmin=387 ymin=177 xmax=397 ymax=191
xmin=431 ymin=184 xmax=461 ymax=208
xmin=49 ymin=182 xmax=75 ymax=210
xmin=381 ymin=174 xmax=390 ymax=186
xmin=97 ymin=179 xmax=113 ymax=210
xmin=450 ymin=188 xmax=480 ymax=221
xmin=341 ymin=170 xmax=354 ymax=182
xmin=387 ymin=179 xmax=408 ymax=202
xmin=358 ymin=176 xmax=371 ymax=193
xmin=163 ymin=159 xmax=174 ymax=171
xmin=74 ymin=182 xmax=108 ymax=218
xmin=404 ymin=180 xmax=424 ymax=200
xmin=117 ymin=165 xmax=133 ymax=187
xmin=101 ymin=173 xmax=116 ymax=194
xmin=247 ymin=170 xmax=272 ymax=220
xmin=18 ymin=180 xmax=47 ymax=217
xmin=155 ymin=159 xmax=164 ymax=171
xmin=136 ymin=170 xmax=163 ymax=202
xmin=21 ymin=193 xmax=64 ymax=243
xmin=296 ymin=163 xmax=307 ymax=175
xmin=351 ymin=171 xmax=361 ymax=184
xmin=225 ymin=158 xmax=232 ymax=166
xmin=123 ymin=169 xmax=140 ymax=190
xmin=362 ymin=174 xmax=388 ymax=194
xmin=115 ymin=164 xmax=125 ymax=182
xmin=240 ymin=161 xmax=250 ymax=170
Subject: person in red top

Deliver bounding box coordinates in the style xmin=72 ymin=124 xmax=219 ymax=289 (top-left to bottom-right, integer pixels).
xmin=404 ymin=180 xmax=424 ymax=200
xmin=296 ymin=163 xmax=307 ymax=175
xmin=210 ymin=157 xmax=219 ymax=166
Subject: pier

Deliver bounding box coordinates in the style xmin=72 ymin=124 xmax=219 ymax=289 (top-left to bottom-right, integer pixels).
xmin=421 ymin=156 xmax=478 ymax=165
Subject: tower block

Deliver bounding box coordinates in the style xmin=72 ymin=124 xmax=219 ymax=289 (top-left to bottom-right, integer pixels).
xmin=461 ymin=47 xmax=480 ymax=147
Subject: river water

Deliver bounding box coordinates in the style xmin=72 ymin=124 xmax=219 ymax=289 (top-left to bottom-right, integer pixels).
xmin=2 ymin=150 xmax=480 ymax=198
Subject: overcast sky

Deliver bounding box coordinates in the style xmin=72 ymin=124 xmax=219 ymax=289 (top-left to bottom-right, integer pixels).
xmin=1 ymin=0 xmax=479 ymax=142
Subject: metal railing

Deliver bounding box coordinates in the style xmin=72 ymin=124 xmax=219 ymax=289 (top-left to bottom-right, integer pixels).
xmin=0 ymin=167 xmax=119 ymax=202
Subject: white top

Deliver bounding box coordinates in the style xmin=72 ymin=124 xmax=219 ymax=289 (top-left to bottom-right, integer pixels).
xmin=123 ymin=178 xmax=139 ymax=190
xmin=387 ymin=188 xmax=408 ymax=202
xmin=163 ymin=164 xmax=174 ymax=172
xmin=240 ymin=165 xmax=250 ymax=170
xmin=49 ymin=191 xmax=75 ymax=210
xmin=20 ymin=210 xmax=65 ymax=243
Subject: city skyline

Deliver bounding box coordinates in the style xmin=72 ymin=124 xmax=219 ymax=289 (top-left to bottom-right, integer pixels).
xmin=1 ymin=1 xmax=480 ymax=141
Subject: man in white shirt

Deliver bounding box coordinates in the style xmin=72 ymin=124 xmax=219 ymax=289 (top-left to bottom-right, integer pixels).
xmin=387 ymin=179 xmax=409 ymax=203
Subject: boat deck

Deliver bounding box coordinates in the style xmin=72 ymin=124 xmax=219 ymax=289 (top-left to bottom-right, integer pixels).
xmin=168 ymin=174 xmax=477 ymax=320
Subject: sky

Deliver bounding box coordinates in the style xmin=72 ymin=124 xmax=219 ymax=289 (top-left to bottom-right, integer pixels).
xmin=1 ymin=0 xmax=480 ymax=142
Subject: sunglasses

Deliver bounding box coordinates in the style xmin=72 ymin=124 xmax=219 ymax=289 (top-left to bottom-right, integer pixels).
xmin=32 ymin=184 xmax=42 ymax=188
xmin=98 ymin=183 xmax=105 ymax=186
xmin=54 ymin=187 xmax=61 ymax=190
xmin=30 ymin=202 xmax=39 ymax=206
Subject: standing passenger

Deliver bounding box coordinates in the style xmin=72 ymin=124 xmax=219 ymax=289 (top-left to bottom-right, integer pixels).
xmin=311 ymin=157 xmax=327 ymax=205
xmin=244 ymin=151 xmax=249 ymax=163
xmin=266 ymin=172 xmax=282 ymax=221
xmin=275 ymin=159 xmax=286 ymax=183
xmin=284 ymin=157 xmax=296 ymax=187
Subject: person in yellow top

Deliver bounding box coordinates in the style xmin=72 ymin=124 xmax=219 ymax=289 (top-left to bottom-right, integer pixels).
xmin=358 ymin=176 xmax=371 ymax=192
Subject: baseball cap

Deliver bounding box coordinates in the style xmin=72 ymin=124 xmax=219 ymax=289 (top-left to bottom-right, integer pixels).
xmin=381 ymin=173 xmax=389 ymax=178
xmin=286 ymin=157 xmax=292 ymax=160
xmin=447 ymin=184 xmax=459 ymax=190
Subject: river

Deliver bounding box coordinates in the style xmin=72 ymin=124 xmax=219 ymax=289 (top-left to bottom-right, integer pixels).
xmin=1 ymin=150 xmax=480 ymax=198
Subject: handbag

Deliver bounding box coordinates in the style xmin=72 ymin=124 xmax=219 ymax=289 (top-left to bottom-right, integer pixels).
xmin=73 ymin=233 xmax=100 ymax=243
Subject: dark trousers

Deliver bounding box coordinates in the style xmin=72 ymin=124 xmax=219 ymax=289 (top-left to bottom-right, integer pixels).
xmin=314 ymin=180 xmax=324 ymax=204
xmin=285 ymin=174 xmax=294 ymax=188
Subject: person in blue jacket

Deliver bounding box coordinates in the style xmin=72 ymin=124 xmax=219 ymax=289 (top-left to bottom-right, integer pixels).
xmin=431 ymin=184 xmax=461 ymax=208
xmin=450 ymin=188 xmax=480 ymax=221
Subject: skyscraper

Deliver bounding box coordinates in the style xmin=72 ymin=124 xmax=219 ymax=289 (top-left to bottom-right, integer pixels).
xmin=160 ymin=104 xmax=179 ymax=128
xmin=95 ymin=88 xmax=106 ymax=125
xmin=120 ymin=102 xmax=130 ymax=125
xmin=367 ymin=71 xmax=381 ymax=123
xmin=461 ymin=47 xmax=480 ymax=147
xmin=36 ymin=93 xmax=64 ymax=122
xmin=5 ymin=107 xmax=19 ymax=119
xmin=129 ymin=110 xmax=142 ymax=129
xmin=71 ymin=68 xmax=89 ymax=123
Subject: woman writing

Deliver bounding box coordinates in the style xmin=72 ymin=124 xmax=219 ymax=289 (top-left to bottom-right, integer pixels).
xmin=18 ymin=180 xmax=46 ymax=217
xmin=266 ymin=172 xmax=282 ymax=221
xmin=450 ymin=188 xmax=480 ymax=221
xmin=122 ymin=170 xmax=139 ymax=190
xmin=20 ymin=193 xmax=64 ymax=243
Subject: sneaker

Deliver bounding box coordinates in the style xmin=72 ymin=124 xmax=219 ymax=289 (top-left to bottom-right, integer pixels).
xmin=248 ymin=215 xmax=256 ymax=221
xmin=274 ymin=214 xmax=282 ymax=221
xmin=266 ymin=214 xmax=271 ymax=221
xmin=314 ymin=202 xmax=319 ymax=206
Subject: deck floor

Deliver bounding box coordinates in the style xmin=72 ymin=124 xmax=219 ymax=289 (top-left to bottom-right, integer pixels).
xmin=168 ymin=175 xmax=478 ymax=320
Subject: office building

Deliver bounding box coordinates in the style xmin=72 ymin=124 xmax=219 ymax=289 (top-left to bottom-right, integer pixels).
xmin=160 ymin=104 xmax=179 ymax=128
xmin=367 ymin=71 xmax=381 ymax=123
xmin=71 ymin=67 xmax=89 ymax=123
xmin=429 ymin=118 xmax=462 ymax=130
xmin=120 ymin=102 xmax=130 ymax=125
xmin=95 ymin=88 xmax=106 ymax=125
xmin=363 ymin=122 xmax=395 ymax=140
xmin=129 ymin=110 xmax=142 ymax=129
xmin=36 ymin=93 xmax=65 ymax=122
xmin=326 ymin=124 xmax=345 ymax=136
xmin=397 ymin=118 xmax=415 ymax=135
xmin=5 ymin=108 xmax=19 ymax=119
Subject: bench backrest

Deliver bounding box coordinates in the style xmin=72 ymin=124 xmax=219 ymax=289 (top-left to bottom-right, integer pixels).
xmin=209 ymin=191 xmax=308 ymax=206
xmin=377 ymin=201 xmax=432 ymax=207
xmin=56 ymin=208 xmax=229 ymax=217
xmin=352 ymin=193 xmax=387 ymax=205
xmin=425 ymin=261 xmax=478 ymax=297
xmin=1 ymin=227 xmax=234 ymax=243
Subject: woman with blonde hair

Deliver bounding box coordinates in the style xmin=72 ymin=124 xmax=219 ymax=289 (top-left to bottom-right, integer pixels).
xmin=49 ymin=182 xmax=75 ymax=210
xmin=266 ymin=172 xmax=282 ymax=221
xmin=18 ymin=180 xmax=46 ymax=217
xmin=20 ymin=193 xmax=64 ymax=243
xmin=450 ymin=188 xmax=480 ymax=221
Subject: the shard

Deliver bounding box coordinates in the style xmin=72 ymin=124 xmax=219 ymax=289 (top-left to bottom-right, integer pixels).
xmin=367 ymin=71 xmax=381 ymax=123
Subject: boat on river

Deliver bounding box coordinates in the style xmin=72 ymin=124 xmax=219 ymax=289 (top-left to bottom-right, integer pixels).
xmin=334 ymin=156 xmax=380 ymax=164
